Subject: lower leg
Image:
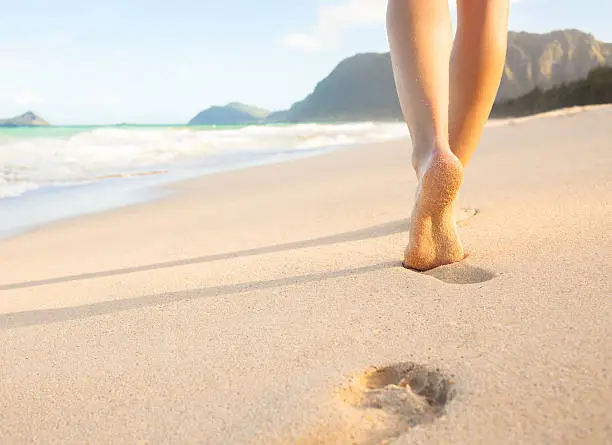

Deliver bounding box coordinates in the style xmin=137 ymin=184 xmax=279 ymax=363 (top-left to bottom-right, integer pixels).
xmin=387 ymin=0 xmax=453 ymax=172
xmin=387 ymin=0 xmax=465 ymax=271
xmin=449 ymin=0 xmax=510 ymax=166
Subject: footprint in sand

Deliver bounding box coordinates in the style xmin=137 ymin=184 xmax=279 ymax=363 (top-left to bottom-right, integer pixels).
xmin=292 ymin=363 xmax=455 ymax=445
xmin=423 ymin=262 xmax=497 ymax=284
xmin=335 ymin=363 xmax=456 ymax=445
xmin=456 ymin=207 xmax=478 ymax=224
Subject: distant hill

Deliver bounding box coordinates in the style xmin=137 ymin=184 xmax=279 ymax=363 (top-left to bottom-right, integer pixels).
xmin=270 ymin=52 xmax=402 ymax=123
xmin=187 ymin=29 xmax=612 ymax=125
xmin=188 ymin=102 xmax=269 ymax=126
xmin=0 ymin=111 xmax=50 ymax=127
xmin=274 ymin=29 xmax=612 ymax=123
xmin=492 ymin=66 xmax=612 ymax=117
xmin=499 ymin=29 xmax=612 ymax=101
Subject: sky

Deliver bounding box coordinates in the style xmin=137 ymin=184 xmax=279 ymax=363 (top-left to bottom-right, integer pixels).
xmin=1 ymin=0 xmax=610 ymax=125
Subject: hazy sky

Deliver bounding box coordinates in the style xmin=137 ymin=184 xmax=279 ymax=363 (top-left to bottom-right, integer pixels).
xmin=1 ymin=0 xmax=609 ymax=124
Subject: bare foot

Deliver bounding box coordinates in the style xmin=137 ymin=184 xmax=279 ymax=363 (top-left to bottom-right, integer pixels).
xmin=403 ymin=148 xmax=465 ymax=271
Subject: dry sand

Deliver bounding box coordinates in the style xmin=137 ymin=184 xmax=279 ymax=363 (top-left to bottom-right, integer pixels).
xmin=0 ymin=106 xmax=611 ymax=444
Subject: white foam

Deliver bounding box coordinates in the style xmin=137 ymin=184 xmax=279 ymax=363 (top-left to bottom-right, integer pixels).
xmin=0 ymin=122 xmax=408 ymax=199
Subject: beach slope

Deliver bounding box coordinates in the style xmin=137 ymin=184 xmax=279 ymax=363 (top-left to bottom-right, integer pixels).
xmin=0 ymin=107 xmax=610 ymax=444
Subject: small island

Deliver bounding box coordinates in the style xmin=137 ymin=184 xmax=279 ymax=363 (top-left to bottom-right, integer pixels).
xmin=0 ymin=111 xmax=50 ymax=127
xmin=188 ymin=102 xmax=270 ymax=126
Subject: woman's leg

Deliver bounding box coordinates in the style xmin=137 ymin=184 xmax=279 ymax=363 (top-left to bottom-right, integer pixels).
xmin=449 ymin=0 xmax=510 ymax=166
xmin=387 ymin=0 xmax=465 ymax=271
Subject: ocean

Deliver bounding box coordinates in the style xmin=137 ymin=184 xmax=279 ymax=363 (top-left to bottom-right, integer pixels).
xmin=0 ymin=122 xmax=408 ymax=237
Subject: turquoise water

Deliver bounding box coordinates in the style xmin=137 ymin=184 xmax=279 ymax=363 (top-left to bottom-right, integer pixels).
xmin=0 ymin=123 xmax=250 ymax=141
xmin=0 ymin=122 xmax=408 ymax=237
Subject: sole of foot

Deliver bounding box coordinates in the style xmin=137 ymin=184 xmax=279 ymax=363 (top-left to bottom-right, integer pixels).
xmin=404 ymin=149 xmax=465 ymax=271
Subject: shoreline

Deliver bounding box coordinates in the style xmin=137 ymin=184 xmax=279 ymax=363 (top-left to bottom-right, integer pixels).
xmin=0 ymin=145 xmax=336 ymax=239
xmin=4 ymin=103 xmax=610 ymax=241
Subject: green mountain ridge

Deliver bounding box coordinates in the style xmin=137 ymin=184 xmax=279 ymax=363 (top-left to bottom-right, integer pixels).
xmin=492 ymin=65 xmax=612 ymax=117
xmin=499 ymin=29 xmax=612 ymax=100
xmin=188 ymin=29 xmax=612 ymax=124
xmin=272 ymin=52 xmax=401 ymax=123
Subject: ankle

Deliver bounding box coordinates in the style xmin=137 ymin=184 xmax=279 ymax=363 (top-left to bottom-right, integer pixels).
xmin=411 ymin=141 xmax=452 ymax=177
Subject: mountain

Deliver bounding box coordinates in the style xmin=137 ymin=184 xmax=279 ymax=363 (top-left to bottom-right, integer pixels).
xmin=499 ymin=29 xmax=612 ymax=101
xmin=271 ymin=52 xmax=402 ymax=123
xmin=492 ymin=66 xmax=612 ymax=117
xmin=0 ymin=111 xmax=50 ymax=127
xmin=187 ymin=29 xmax=611 ymax=125
xmin=188 ymin=102 xmax=269 ymax=126
xmin=274 ymin=29 xmax=612 ymax=122
xmin=223 ymin=102 xmax=270 ymax=119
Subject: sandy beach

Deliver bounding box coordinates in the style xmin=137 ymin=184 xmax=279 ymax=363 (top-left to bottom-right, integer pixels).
xmin=0 ymin=106 xmax=611 ymax=444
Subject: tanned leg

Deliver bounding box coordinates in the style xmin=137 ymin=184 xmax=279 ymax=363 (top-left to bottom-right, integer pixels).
xmin=449 ymin=0 xmax=510 ymax=166
xmin=387 ymin=0 xmax=465 ymax=271
xmin=387 ymin=0 xmax=509 ymax=270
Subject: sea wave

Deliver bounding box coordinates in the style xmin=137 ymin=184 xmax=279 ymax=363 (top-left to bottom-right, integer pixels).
xmin=0 ymin=122 xmax=408 ymax=199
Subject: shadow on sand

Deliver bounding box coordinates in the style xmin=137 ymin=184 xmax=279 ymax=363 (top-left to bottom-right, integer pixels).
xmin=1 ymin=218 xmax=410 ymax=291
xmin=1 ymin=215 xmax=495 ymax=329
